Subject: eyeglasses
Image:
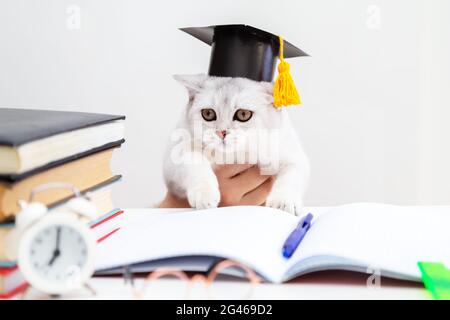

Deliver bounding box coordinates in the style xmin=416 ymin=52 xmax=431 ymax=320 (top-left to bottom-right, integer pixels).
xmin=125 ymin=259 xmax=261 ymax=300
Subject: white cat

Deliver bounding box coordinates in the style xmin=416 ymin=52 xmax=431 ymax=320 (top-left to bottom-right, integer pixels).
xmin=163 ymin=74 xmax=310 ymax=215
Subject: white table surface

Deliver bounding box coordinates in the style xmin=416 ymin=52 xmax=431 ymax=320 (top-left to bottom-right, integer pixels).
xmin=23 ymin=272 xmax=428 ymax=300
xmin=23 ymin=206 xmax=431 ymax=300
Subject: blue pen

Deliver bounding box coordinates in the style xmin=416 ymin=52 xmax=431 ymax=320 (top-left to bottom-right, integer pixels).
xmin=282 ymin=213 xmax=314 ymax=259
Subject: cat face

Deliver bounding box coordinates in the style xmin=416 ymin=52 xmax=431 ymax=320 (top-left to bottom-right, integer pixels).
xmin=174 ymin=74 xmax=282 ymax=158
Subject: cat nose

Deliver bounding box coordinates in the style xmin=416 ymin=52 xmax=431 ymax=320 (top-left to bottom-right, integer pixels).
xmin=216 ymin=130 xmax=227 ymax=140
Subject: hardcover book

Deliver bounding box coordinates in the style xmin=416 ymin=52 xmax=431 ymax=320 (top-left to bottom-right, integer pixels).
xmin=0 ymin=108 xmax=125 ymax=181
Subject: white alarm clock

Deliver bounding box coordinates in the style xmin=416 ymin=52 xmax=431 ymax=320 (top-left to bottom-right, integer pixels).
xmin=6 ymin=183 xmax=98 ymax=295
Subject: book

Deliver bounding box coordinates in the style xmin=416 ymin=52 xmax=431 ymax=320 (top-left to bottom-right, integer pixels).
xmin=0 ymin=266 xmax=27 ymax=299
xmin=0 ymin=185 xmax=121 ymax=267
xmin=0 ymin=108 xmax=125 ymax=181
xmin=0 ymin=223 xmax=15 ymax=266
xmin=93 ymin=203 xmax=450 ymax=283
xmin=0 ymin=148 xmax=120 ymax=221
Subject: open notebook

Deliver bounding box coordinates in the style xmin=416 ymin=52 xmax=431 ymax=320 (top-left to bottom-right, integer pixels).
xmin=93 ymin=203 xmax=450 ymax=283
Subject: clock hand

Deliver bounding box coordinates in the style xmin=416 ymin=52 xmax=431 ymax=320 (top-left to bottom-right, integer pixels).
xmin=55 ymin=226 xmax=61 ymax=251
xmin=48 ymin=227 xmax=62 ymax=266
xmin=48 ymin=251 xmax=60 ymax=266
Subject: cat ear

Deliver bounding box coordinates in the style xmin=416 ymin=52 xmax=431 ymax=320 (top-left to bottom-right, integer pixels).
xmin=261 ymin=81 xmax=274 ymax=95
xmin=260 ymin=81 xmax=275 ymax=105
xmin=173 ymin=74 xmax=208 ymax=100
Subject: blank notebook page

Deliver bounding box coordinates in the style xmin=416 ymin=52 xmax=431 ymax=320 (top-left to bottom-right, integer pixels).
xmin=95 ymin=206 xmax=300 ymax=282
xmin=288 ymin=203 xmax=450 ymax=280
xmin=94 ymin=204 xmax=450 ymax=282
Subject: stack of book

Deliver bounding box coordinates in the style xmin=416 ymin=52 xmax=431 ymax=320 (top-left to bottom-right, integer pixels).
xmin=0 ymin=108 xmax=125 ymax=298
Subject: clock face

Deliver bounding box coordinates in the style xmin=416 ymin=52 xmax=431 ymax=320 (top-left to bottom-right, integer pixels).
xmin=18 ymin=215 xmax=96 ymax=294
xmin=28 ymin=225 xmax=88 ymax=285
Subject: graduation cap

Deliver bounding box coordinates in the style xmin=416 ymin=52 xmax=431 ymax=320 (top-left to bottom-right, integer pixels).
xmin=180 ymin=24 xmax=308 ymax=107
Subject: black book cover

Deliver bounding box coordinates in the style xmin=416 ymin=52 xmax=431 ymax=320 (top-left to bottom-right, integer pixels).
xmin=0 ymin=108 xmax=125 ymax=182
xmin=0 ymin=108 xmax=125 ymax=146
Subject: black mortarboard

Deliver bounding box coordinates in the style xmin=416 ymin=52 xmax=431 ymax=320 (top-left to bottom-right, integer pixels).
xmin=180 ymin=24 xmax=308 ymax=107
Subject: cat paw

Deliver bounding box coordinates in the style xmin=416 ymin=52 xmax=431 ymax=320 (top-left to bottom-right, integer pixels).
xmin=266 ymin=194 xmax=303 ymax=216
xmin=187 ymin=184 xmax=221 ymax=210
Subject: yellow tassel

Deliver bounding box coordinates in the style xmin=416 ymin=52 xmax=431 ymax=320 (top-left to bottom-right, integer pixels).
xmin=273 ymin=35 xmax=301 ymax=108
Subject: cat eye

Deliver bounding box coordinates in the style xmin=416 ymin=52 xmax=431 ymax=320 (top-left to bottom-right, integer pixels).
xmin=233 ymin=109 xmax=253 ymax=122
xmin=201 ymin=109 xmax=217 ymax=121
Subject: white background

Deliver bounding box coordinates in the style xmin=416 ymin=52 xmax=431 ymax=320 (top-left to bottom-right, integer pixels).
xmin=0 ymin=0 xmax=449 ymax=207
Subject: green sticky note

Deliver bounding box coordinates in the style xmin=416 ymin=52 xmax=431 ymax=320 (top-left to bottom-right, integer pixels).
xmin=418 ymin=262 xmax=450 ymax=300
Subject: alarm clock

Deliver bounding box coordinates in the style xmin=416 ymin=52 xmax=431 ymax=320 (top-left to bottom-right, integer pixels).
xmin=6 ymin=183 xmax=98 ymax=295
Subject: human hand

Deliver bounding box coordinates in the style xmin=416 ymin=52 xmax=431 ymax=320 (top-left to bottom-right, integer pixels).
xmin=215 ymin=164 xmax=274 ymax=206
xmin=158 ymin=164 xmax=274 ymax=208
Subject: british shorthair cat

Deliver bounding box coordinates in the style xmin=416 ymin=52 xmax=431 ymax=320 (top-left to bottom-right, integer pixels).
xmin=163 ymin=74 xmax=309 ymax=215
